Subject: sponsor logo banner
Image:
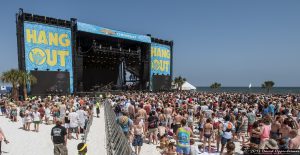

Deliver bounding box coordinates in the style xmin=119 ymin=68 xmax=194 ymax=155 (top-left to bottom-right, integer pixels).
xmin=77 ymin=22 xmax=151 ymax=43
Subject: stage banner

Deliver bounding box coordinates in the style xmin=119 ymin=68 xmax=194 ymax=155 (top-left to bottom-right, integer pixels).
xmin=150 ymin=43 xmax=171 ymax=75
xmin=150 ymin=43 xmax=171 ymax=91
xmin=23 ymin=22 xmax=73 ymax=93
xmin=77 ymin=22 xmax=151 ymax=43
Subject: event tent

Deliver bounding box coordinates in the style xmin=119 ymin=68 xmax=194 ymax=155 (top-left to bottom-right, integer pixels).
xmin=181 ymin=82 xmax=196 ymax=91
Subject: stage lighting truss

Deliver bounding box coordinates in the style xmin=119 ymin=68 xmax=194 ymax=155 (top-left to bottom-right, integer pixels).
xmin=92 ymin=45 xmax=141 ymax=56
xmin=78 ymin=41 xmax=141 ymax=57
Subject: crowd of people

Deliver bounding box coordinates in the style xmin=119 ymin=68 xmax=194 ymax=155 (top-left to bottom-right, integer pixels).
xmin=111 ymin=92 xmax=300 ymax=155
xmin=0 ymin=95 xmax=100 ymax=155
xmin=1 ymin=91 xmax=300 ymax=155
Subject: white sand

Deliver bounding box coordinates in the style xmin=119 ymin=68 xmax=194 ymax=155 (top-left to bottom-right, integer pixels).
xmin=0 ymin=108 xmax=105 ymax=155
xmin=1 ymin=108 xmax=244 ymax=155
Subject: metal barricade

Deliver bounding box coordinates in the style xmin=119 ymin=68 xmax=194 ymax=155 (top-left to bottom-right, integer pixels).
xmin=82 ymin=109 xmax=94 ymax=143
xmin=104 ymin=100 xmax=135 ymax=155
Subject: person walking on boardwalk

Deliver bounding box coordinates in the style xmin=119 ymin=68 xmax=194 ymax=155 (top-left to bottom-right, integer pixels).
xmin=95 ymin=101 xmax=100 ymax=118
xmin=51 ymin=119 xmax=68 ymax=155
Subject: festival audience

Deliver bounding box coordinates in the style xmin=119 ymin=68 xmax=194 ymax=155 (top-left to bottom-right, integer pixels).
xmin=1 ymin=91 xmax=300 ymax=154
xmin=111 ymin=92 xmax=300 ymax=154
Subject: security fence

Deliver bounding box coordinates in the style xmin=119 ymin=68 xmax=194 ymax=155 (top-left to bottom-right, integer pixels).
xmin=82 ymin=107 xmax=94 ymax=143
xmin=104 ymin=100 xmax=135 ymax=155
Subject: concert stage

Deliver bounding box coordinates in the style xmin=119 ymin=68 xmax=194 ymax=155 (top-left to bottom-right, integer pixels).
xmin=16 ymin=9 xmax=173 ymax=96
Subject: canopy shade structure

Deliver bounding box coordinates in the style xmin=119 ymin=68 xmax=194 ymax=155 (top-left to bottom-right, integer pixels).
xmin=181 ymin=81 xmax=196 ymax=90
xmin=172 ymin=81 xmax=196 ymax=90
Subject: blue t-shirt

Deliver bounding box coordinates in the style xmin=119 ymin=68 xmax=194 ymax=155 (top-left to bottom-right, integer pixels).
xmin=263 ymin=108 xmax=269 ymax=116
xmin=268 ymin=104 xmax=275 ymax=114
xmin=116 ymin=116 xmax=133 ymax=132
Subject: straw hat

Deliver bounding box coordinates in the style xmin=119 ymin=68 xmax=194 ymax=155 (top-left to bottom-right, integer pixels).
xmin=265 ymin=139 xmax=278 ymax=149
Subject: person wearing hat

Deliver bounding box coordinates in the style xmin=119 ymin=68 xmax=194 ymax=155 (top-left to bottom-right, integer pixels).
xmin=116 ymin=111 xmax=133 ymax=138
xmin=260 ymin=139 xmax=278 ymax=149
xmin=77 ymin=143 xmax=87 ymax=155
xmin=51 ymin=119 xmax=68 ymax=155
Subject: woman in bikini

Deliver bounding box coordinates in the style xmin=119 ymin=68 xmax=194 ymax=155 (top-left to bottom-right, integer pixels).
xmin=197 ymin=113 xmax=205 ymax=141
xmin=203 ymin=118 xmax=213 ymax=153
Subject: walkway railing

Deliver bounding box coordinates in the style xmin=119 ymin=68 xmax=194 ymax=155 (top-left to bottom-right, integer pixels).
xmin=104 ymin=100 xmax=135 ymax=155
xmin=82 ymin=107 xmax=94 ymax=143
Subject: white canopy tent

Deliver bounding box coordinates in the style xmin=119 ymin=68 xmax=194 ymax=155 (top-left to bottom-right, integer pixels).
xmin=181 ymin=81 xmax=196 ymax=90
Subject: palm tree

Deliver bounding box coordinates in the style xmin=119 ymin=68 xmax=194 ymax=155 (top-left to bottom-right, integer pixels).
xmin=174 ymin=76 xmax=186 ymax=91
xmin=261 ymin=81 xmax=275 ymax=94
xmin=19 ymin=71 xmax=37 ymax=100
xmin=210 ymin=82 xmax=221 ymax=90
xmin=1 ymin=69 xmax=21 ymax=101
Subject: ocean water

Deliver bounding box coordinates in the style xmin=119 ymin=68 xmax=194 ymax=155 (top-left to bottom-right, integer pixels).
xmin=196 ymin=87 xmax=300 ymax=94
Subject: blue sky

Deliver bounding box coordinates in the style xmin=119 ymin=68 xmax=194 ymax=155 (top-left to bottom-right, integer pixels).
xmin=0 ymin=0 xmax=299 ymax=86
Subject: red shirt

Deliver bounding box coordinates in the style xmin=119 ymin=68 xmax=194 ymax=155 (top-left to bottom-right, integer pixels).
xmin=144 ymin=104 xmax=151 ymax=115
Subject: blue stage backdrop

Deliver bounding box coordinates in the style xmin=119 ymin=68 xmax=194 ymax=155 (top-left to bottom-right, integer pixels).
xmin=23 ymin=22 xmax=73 ymax=93
xmin=77 ymin=22 xmax=151 ymax=43
xmin=150 ymin=43 xmax=171 ymax=90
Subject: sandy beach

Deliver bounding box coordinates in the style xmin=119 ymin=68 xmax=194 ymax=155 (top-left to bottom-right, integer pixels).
xmin=0 ymin=108 xmax=105 ymax=155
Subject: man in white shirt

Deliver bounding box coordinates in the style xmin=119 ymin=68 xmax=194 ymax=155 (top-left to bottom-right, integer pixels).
xmin=32 ymin=108 xmax=41 ymax=132
xmin=77 ymin=107 xmax=87 ymax=134
xmin=201 ymin=104 xmax=209 ymax=112
xmin=69 ymin=109 xmax=79 ymax=139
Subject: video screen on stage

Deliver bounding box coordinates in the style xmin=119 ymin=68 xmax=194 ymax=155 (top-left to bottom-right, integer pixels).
xmin=150 ymin=43 xmax=171 ymax=91
xmin=30 ymin=71 xmax=70 ymax=95
xmin=152 ymin=75 xmax=172 ymax=91
xmin=23 ymin=22 xmax=73 ymax=93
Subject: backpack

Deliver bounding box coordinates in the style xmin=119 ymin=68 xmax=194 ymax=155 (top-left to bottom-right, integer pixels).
xmin=114 ymin=104 xmax=121 ymax=113
xmin=224 ymin=122 xmax=233 ymax=132
xmin=148 ymin=117 xmax=158 ymax=128
xmin=118 ymin=116 xmax=129 ymax=128
xmin=19 ymin=108 xmax=25 ymax=118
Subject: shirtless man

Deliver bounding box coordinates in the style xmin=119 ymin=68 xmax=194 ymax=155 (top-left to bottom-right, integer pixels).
xmin=203 ymin=118 xmax=213 ymax=153
xmin=279 ymin=118 xmax=292 ymax=149
xmin=289 ymin=129 xmax=300 ymax=149
xmin=164 ymin=104 xmax=173 ymax=128
xmin=137 ymin=105 xmax=147 ymax=132
xmin=173 ymin=112 xmax=183 ymax=134
xmin=270 ymin=116 xmax=281 ymax=140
